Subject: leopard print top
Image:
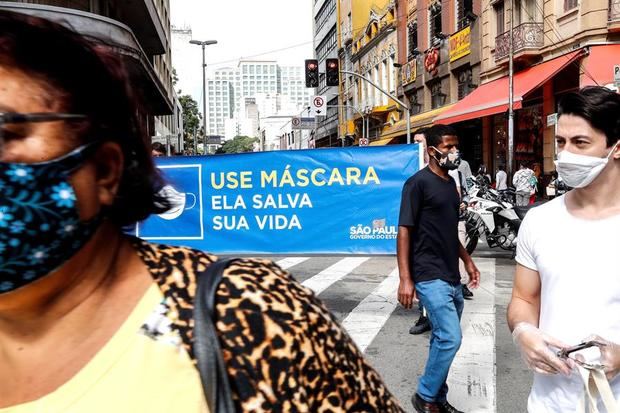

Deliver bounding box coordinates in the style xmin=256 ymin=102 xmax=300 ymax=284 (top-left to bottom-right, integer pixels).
xmin=130 ymin=237 xmax=404 ymax=412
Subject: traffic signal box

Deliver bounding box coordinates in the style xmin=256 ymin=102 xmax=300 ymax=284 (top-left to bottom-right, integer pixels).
xmin=305 ymin=59 xmax=319 ymax=88
xmin=326 ymin=58 xmax=339 ymax=87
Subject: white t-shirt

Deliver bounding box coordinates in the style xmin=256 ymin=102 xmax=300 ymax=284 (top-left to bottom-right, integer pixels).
xmin=496 ymin=170 xmax=508 ymax=190
xmin=516 ymin=196 xmax=620 ymax=412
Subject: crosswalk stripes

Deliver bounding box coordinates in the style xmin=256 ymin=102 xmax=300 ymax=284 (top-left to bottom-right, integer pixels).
xmin=300 ymin=257 xmax=369 ymax=296
xmin=268 ymin=256 xmax=497 ymax=412
xmin=275 ymin=257 xmax=309 ymax=270
xmin=340 ymin=267 xmax=400 ymax=352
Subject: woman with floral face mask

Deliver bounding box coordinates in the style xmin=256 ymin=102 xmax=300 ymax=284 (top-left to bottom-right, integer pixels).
xmin=0 ymin=10 xmax=404 ymax=413
xmin=508 ymin=86 xmax=620 ymax=412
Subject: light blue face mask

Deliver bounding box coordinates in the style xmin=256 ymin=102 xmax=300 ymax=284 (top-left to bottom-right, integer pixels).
xmin=0 ymin=143 xmax=103 ymax=293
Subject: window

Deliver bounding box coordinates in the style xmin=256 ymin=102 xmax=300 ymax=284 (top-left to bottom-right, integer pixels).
xmin=429 ymin=2 xmax=443 ymax=46
xmin=407 ymin=21 xmax=418 ymax=60
xmin=494 ymin=1 xmax=505 ymax=36
xmin=430 ymin=81 xmax=445 ymax=109
xmin=315 ymin=0 xmax=337 ymax=34
xmin=457 ymin=0 xmax=473 ymax=30
xmin=564 ymin=0 xmax=578 ymax=11
xmin=457 ymin=67 xmax=474 ymax=99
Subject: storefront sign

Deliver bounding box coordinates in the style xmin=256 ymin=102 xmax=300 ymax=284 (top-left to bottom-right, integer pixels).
xmin=449 ymin=26 xmax=471 ymax=62
xmin=402 ymin=60 xmax=417 ymax=86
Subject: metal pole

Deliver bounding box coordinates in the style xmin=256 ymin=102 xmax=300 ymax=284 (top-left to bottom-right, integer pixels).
xmin=406 ymin=108 xmax=411 ymax=144
xmin=508 ymin=0 xmax=515 ymax=177
xmin=201 ymin=45 xmax=208 ymax=155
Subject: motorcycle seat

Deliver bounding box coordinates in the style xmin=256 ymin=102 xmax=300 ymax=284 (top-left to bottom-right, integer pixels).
xmin=514 ymin=205 xmax=537 ymax=220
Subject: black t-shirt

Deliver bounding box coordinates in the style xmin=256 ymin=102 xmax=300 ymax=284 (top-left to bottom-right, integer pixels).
xmin=398 ymin=167 xmax=461 ymax=284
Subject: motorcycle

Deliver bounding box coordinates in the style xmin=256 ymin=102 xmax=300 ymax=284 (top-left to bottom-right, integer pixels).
xmin=464 ymin=178 xmax=521 ymax=255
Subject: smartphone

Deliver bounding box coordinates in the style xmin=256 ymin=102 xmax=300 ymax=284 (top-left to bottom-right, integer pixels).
xmin=557 ymin=341 xmax=606 ymax=359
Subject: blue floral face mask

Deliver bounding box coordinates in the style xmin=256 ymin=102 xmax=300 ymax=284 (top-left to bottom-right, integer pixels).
xmin=0 ymin=143 xmax=103 ymax=293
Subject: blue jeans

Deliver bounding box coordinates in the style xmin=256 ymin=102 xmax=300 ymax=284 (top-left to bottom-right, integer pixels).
xmin=415 ymin=279 xmax=465 ymax=403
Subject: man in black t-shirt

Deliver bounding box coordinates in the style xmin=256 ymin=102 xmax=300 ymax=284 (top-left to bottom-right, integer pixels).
xmin=397 ymin=124 xmax=480 ymax=413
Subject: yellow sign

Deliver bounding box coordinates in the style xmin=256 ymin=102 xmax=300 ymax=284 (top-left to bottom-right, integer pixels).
xmin=449 ymin=26 xmax=471 ymax=62
xmin=401 ymin=60 xmax=417 ymax=86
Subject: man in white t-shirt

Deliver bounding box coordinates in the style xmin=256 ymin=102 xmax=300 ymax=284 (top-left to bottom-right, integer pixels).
xmin=496 ymin=165 xmax=508 ymax=191
xmin=512 ymin=163 xmax=535 ymax=206
xmin=507 ymin=86 xmax=620 ymax=412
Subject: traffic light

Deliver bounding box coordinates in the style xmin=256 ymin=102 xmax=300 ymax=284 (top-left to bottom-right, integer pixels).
xmin=305 ymin=59 xmax=319 ymax=88
xmin=326 ymin=58 xmax=339 ymax=87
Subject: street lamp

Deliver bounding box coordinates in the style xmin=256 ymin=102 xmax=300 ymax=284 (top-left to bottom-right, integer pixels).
xmin=189 ymin=39 xmax=218 ymax=155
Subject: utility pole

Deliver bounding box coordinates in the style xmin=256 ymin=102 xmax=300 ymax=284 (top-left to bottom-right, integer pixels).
xmin=508 ymin=0 xmax=515 ymax=177
xmin=189 ymin=39 xmax=217 ymax=155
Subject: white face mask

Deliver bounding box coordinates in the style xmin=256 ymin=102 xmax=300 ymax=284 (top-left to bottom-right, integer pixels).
xmin=554 ymin=141 xmax=619 ymax=188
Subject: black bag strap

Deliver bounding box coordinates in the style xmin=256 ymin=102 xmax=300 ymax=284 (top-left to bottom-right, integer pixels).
xmin=193 ymin=258 xmax=238 ymax=413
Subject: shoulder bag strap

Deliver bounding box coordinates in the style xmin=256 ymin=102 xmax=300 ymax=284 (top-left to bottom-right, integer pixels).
xmin=193 ymin=258 xmax=238 ymax=413
xmin=577 ymin=366 xmax=620 ymax=413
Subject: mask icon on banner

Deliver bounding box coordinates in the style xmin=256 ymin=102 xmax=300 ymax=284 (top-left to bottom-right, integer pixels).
xmin=157 ymin=185 xmax=197 ymax=220
xmin=554 ymin=141 xmax=619 ymax=188
xmin=431 ymin=146 xmax=461 ymax=170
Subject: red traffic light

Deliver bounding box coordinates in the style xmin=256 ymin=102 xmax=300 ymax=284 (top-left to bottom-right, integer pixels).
xmin=327 ymin=61 xmax=338 ymax=69
xmin=307 ymin=62 xmax=317 ymax=70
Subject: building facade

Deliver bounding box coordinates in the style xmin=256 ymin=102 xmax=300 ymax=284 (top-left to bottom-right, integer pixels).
xmin=436 ymin=0 xmax=620 ymax=186
xmin=1 ymin=0 xmax=177 ymax=147
xmin=313 ymin=0 xmax=340 ymax=147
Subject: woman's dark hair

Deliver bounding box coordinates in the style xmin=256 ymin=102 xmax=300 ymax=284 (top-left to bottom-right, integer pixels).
xmin=558 ymin=86 xmax=620 ymax=148
xmin=0 ymin=10 xmax=170 ymax=226
xmin=426 ymin=124 xmax=457 ymax=148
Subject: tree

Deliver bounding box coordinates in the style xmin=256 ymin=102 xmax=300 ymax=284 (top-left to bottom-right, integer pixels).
xmin=172 ymin=67 xmax=179 ymax=87
xmin=178 ymin=94 xmax=202 ymax=154
xmin=216 ymin=136 xmax=258 ymax=154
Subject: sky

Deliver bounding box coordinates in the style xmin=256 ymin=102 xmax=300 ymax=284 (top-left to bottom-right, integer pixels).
xmin=171 ymin=0 xmax=314 ymax=101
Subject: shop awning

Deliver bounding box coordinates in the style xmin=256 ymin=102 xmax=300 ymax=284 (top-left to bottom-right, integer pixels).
xmin=368 ymin=137 xmax=396 ymax=146
xmin=580 ymin=44 xmax=620 ymax=87
xmin=379 ymin=104 xmax=456 ymax=141
xmin=435 ymin=50 xmax=584 ymax=125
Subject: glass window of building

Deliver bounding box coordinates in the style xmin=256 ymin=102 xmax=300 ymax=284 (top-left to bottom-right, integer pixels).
xmin=429 ymin=2 xmax=443 ymax=46
xmin=457 ymin=67 xmax=474 ymax=99
xmin=430 ymin=81 xmax=445 ymax=109
xmin=408 ymin=21 xmax=418 ymax=60
xmin=456 ymin=0 xmax=473 ymax=30
xmin=564 ymin=0 xmax=578 ymax=11
xmin=494 ymin=1 xmax=505 ymax=36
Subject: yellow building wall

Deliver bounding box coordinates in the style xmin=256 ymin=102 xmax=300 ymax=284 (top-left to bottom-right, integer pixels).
xmin=352 ymin=0 xmax=390 ymax=41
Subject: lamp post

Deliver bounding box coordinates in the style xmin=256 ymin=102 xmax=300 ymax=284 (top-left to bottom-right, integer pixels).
xmin=189 ymin=39 xmax=217 ymax=155
xmin=340 ymin=70 xmax=411 ymax=144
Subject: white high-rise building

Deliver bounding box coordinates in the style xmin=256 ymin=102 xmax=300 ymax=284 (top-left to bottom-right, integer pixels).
xmin=206 ymin=67 xmax=238 ymax=136
xmin=279 ymin=66 xmax=313 ymax=112
xmin=205 ymin=60 xmax=311 ymax=141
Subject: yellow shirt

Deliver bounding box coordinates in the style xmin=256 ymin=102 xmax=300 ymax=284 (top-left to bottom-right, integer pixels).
xmin=2 ymin=285 xmax=209 ymax=413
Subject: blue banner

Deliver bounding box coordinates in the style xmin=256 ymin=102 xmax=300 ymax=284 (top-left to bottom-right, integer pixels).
xmin=136 ymin=144 xmax=421 ymax=254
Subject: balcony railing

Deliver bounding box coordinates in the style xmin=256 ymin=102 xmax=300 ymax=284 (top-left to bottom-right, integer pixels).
xmin=610 ymin=0 xmax=620 ymax=21
xmin=495 ymin=22 xmax=544 ymax=62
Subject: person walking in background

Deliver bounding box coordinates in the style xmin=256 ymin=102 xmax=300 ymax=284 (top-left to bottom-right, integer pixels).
xmin=496 ymin=165 xmax=508 ymax=190
xmin=151 ymin=141 xmax=166 ymax=157
xmin=397 ymin=124 xmax=480 ymax=413
xmin=449 ymin=167 xmax=474 ymax=301
xmin=513 ymin=162 xmax=536 ymax=206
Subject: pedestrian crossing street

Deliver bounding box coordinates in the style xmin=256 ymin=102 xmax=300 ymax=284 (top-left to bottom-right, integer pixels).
xmin=271 ymin=255 xmax=498 ymax=413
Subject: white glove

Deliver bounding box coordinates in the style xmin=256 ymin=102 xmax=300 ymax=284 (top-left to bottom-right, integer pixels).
xmin=583 ymin=335 xmax=620 ymax=380
xmin=512 ymin=322 xmax=573 ymax=376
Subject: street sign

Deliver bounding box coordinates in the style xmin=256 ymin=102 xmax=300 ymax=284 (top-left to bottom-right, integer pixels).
xmin=311 ymin=95 xmax=326 ymax=116
xmin=547 ymin=113 xmax=557 ymax=127
xmin=359 ymin=138 xmax=369 ymax=146
xmin=292 ymin=117 xmax=315 ymax=130
xmin=614 ymin=65 xmax=620 ymax=88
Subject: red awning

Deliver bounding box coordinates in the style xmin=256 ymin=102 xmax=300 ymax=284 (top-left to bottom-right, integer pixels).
xmin=580 ymin=44 xmax=620 ymax=87
xmin=435 ymin=50 xmax=584 ymax=125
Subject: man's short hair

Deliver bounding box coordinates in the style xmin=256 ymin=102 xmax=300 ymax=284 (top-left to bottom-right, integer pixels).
xmin=414 ymin=127 xmax=430 ymax=138
xmin=152 ymin=142 xmax=165 ymax=153
xmin=426 ymin=124 xmax=458 ymax=148
xmin=558 ymin=86 xmax=620 ymax=148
